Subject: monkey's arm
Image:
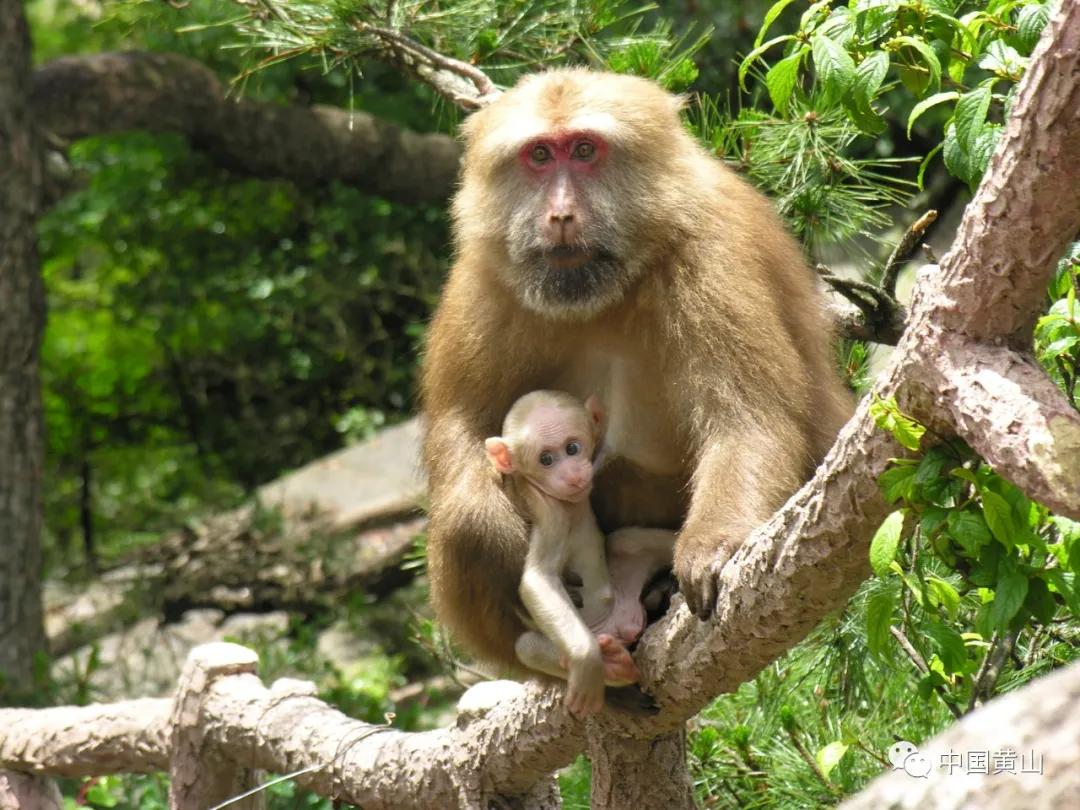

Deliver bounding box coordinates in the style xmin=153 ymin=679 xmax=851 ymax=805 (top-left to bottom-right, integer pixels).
xmin=423 ymin=404 xmax=532 ymax=671
xmin=674 ymin=421 xmax=810 ymax=619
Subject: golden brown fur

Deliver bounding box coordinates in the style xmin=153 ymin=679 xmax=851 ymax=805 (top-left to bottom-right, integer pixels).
xmin=421 ymin=69 xmax=851 ymax=673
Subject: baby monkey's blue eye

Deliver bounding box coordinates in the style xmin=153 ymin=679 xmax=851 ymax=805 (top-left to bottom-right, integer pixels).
xmin=565 ymin=441 xmax=581 ymax=456
xmin=539 ymin=451 xmax=554 ymax=467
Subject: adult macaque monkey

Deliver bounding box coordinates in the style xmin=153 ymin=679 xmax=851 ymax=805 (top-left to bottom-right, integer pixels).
xmin=485 ymin=390 xmax=671 ymax=716
xmin=422 ymin=69 xmax=851 ymax=682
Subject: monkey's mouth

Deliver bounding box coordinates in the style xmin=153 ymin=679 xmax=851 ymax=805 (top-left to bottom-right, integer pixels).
xmin=543 ymin=246 xmax=596 ymax=271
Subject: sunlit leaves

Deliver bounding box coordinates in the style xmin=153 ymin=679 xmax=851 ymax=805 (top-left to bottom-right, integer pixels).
xmin=870 ymin=510 xmax=905 ymax=577
xmin=744 ymin=0 xmax=1049 ymax=185
xmin=870 ymin=395 xmax=925 ymax=451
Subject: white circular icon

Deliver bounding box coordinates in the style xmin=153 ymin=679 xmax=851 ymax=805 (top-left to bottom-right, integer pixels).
xmin=903 ymin=752 xmax=932 ymax=778
xmin=888 ymin=741 xmax=918 ymax=770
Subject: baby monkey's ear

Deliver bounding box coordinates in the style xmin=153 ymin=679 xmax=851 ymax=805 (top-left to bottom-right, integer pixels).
xmin=484 ymin=437 xmax=515 ymax=475
xmin=584 ymin=394 xmax=605 ymax=438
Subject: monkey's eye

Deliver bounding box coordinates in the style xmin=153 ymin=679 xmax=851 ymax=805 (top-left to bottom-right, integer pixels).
xmin=572 ymin=141 xmax=596 ymax=160
xmin=565 ymin=441 xmax=582 ymax=456
xmin=529 ymin=144 xmax=553 ymax=164
xmin=539 ymin=451 xmax=555 ymax=467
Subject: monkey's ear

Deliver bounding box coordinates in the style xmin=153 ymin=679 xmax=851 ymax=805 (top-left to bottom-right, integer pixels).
xmin=485 ymin=437 xmax=515 ymax=474
xmin=585 ymin=394 xmax=605 ymax=434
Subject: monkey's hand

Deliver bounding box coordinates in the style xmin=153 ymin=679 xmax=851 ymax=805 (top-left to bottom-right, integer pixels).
xmin=673 ymin=537 xmax=737 ymax=621
xmin=563 ymin=644 xmax=606 ymax=718
xmin=597 ymin=634 xmax=640 ymax=686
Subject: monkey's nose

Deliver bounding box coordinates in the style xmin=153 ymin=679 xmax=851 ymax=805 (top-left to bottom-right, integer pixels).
xmin=546 ymin=212 xmax=580 ymax=244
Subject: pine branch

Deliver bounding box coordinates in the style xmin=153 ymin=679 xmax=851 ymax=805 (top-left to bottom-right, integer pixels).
xmin=357 ymin=22 xmax=501 ymax=110
xmin=818 ymin=210 xmax=938 ymax=345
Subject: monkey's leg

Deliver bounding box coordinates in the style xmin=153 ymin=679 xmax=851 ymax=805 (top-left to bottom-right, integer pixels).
xmin=515 ymin=631 xmax=640 ymax=686
xmin=591 ymin=528 xmax=674 ymax=643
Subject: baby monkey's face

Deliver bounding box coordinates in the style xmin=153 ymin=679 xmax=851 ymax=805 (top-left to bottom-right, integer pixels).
xmin=520 ymin=404 xmax=597 ymax=503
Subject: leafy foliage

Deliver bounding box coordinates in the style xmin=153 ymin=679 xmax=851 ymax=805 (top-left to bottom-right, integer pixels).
xmin=742 ymin=0 xmax=1052 ymax=188
xmin=39 ymin=131 xmax=444 ymax=567
xmin=217 ymin=0 xmax=710 ymax=92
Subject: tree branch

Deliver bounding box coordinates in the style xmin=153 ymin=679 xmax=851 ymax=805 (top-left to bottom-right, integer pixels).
xmin=839 ymin=658 xmax=1080 ymax=809
xmin=926 ymin=336 xmax=1080 ymax=519
xmin=819 ymin=210 xmax=938 ymax=345
xmin=924 ymin=5 xmax=1080 ymax=346
xmin=358 ymin=23 xmax=501 ymax=111
xmin=30 ymin=52 xmax=461 ymax=204
xmin=881 ymin=209 xmax=938 ymax=295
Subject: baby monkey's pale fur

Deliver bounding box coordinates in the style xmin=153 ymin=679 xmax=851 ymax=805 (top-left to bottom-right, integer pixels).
xmin=485 ymin=391 xmax=670 ymax=716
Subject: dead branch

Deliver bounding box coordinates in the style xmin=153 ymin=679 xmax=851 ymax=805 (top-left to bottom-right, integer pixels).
xmin=31 ymin=52 xmax=461 ymax=205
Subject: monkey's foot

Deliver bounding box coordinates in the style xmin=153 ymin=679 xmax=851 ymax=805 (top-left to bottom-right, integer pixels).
xmin=597 ymin=634 xmax=641 ymax=685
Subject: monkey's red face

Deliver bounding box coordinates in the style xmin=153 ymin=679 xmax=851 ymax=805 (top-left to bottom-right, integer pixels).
xmin=518 ymin=131 xmax=608 ymax=263
xmin=501 ymin=128 xmax=636 ymax=318
xmin=527 ymin=432 xmax=596 ymax=504
xmin=455 ymin=69 xmax=689 ymax=318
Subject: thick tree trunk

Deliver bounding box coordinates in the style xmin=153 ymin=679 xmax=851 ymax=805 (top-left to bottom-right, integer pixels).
xmin=587 ymin=727 xmax=695 ymax=809
xmin=0 ymin=0 xmax=47 ymax=698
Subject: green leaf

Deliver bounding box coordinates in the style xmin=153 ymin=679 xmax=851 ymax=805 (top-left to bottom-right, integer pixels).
xmin=907 ymin=90 xmax=959 ymax=137
xmin=870 ymin=396 xmax=926 ymax=451
xmin=855 ymin=1 xmax=901 ymax=41
xmin=844 ymin=51 xmax=890 ymax=133
xmin=943 ymin=123 xmax=974 ymax=185
xmin=811 ymin=33 xmax=858 ymax=104
xmin=924 ymin=621 xmax=967 ymax=672
xmin=870 ymin=510 xmax=905 ymax=577
xmin=1024 ymin=577 xmax=1056 ymax=625
xmin=1041 ymin=335 xmax=1079 ymax=360
xmin=816 ymin=741 xmax=850 ymax=781
xmin=1044 ymin=569 xmax=1080 ymax=614
xmin=1016 ymin=3 xmax=1051 ymax=52
xmin=983 ymin=490 xmax=1019 ymax=549
xmin=739 ymin=34 xmax=797 ymax=90
xmin=892 ymin=35 xmax=942 ymax=94
xmin=979 ymin=39 xmax=1029 ymax=77
xmin=953 ymin=82 xmax=994 ymax=152
xmin=879 ymin=462 xmax=918 ymax=503
xmin=927 ymin=576 xmax=960 ymax=620
xmin=801 ymin=0 xmax=833 ymax=30
xmin=968 ymin=124 xmax=1001 ymax=184
xmin=866 ymin=589 xmax=895 ymax=655
xmin=989 ymin=563 xmax=1029 ymax=629
xmin=766 ymin=48 xmax=807 ymax=113
xmin=917 ymin=141 xmax=944 ymax=190
xmin=947 ymin=510 xmax=991 ymax=555
xmin=756 ymin=0 xmax=802 ymax=48
xmin=853 ymin=50 xmax=889 ymax=102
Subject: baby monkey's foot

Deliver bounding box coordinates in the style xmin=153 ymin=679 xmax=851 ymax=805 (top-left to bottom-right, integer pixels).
xmin=597 ymin=634 xmax=641 ymax=686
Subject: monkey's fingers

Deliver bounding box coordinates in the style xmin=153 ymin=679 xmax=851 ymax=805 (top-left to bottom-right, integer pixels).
xmin=676 ymin=544 xmax=735 ymax=620
xmin=565 ymin=686 xmax=603 ymax=718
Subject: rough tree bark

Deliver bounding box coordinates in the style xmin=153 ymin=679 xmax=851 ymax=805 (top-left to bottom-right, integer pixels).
xmin=31 ymin=52 xmax=461 ymax=205
xmin=0 ymin=0 xmax=47 ymax=698
xmin=4 ymin=647 xmax=1080 ymax=808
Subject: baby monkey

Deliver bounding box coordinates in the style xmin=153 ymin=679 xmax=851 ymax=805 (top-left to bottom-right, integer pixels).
xmin=485 ymin=390 xmax=670 ymax=716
